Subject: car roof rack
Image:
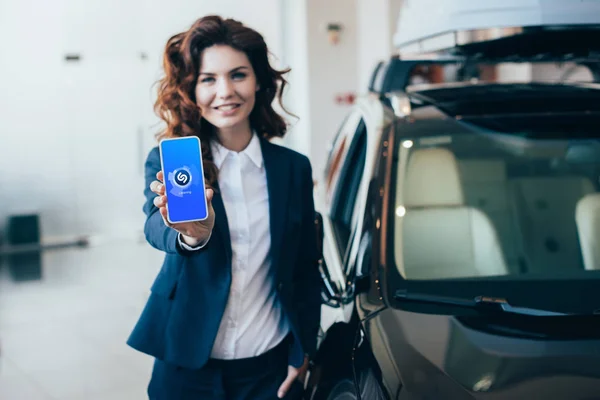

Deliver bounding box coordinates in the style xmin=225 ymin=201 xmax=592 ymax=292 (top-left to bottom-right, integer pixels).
xmin=375 ymin=0 xmax=600 ymax=96
xmin=394 ymin=0 xmax=600 ymax=56
xmin=369 ymin=55 xmax=600 ymax=96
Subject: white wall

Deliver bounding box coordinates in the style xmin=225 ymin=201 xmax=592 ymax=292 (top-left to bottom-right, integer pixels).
xmin=0 ymin=0 xmax=394 ymax=241
xmin=306 ymin=0 xmax=359 ymax=179
xmin=0 ymin=0 xmax=282 ymax=241
xmin=356 ymin=0 xmax=403 ymax=92
xmin=496 ymin=62 xmax=595 ymax=83
xmin=531 ymin=63 xmax=594 ymax=82
xmin=280 ymin=0 xmax=362 ymax=179
xmin=0 ymin=0 xmax=80 ymax=240
xmin=496 ymin=64 xmax=533 ymax=82
xmin=280 ymin=0 xmax=311 ymax=157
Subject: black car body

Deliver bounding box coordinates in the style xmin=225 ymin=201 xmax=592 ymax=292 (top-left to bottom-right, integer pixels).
xmin=307 ymin=51 xmax=600 ymax=400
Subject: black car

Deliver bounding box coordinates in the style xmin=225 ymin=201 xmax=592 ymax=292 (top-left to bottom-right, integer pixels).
xmin=307 ymin=53 xmax=600 ymax=400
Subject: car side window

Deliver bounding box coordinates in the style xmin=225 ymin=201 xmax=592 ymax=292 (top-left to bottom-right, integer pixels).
xmin=330 ymin=119 xmax=367 ymax=257
xmin=324 ymin=112 xmax=363 ymax=205
xmin=324 ymin=114 xmax=349 ymax=180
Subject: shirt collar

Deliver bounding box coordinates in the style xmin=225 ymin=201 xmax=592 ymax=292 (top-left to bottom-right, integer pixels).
xmin=210 ymin=132 xmax=263 ymax=169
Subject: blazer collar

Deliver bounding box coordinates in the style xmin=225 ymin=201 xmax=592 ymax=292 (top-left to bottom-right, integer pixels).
xmin=260 ymin=137 xmax=291 ymax=274
xmin=210 ymin=183 xmax=231 ymax=263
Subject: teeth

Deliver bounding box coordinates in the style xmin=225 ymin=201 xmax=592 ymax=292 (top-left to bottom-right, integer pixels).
xmin=218 ymin=105 xmax=238 ymax=111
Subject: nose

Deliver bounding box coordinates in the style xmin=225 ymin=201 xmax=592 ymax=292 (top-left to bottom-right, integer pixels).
xmin=216 ymin=77 xmax=234 ymax=99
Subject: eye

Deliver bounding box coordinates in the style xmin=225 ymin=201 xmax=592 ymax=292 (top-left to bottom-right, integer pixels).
xmin=199 ymin=76 xmax=214 ymax=83
xmin=232 ymin=72 xmax=246 ymax=80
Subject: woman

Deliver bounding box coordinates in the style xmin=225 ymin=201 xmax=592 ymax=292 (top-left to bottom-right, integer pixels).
xmin=127 ymin=15 xmax=321 ymax=400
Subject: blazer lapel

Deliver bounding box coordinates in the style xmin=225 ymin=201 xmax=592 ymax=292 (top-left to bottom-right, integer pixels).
xmin=260 ymin=138 xmax=290 ymax=274
xmin=210 ymin=181 xmax=232 ymax=263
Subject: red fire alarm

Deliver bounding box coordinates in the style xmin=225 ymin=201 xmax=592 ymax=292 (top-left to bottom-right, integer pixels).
xmin=334 ymin=92 xmax=356 ymax=105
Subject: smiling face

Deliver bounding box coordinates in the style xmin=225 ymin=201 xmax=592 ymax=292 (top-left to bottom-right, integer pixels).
xmin=195 ymin=45 xmax=259 ymax=137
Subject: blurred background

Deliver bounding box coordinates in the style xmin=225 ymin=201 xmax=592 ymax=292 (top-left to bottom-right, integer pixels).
xmin=1 ymin=0 xmax=597 ymax=398
xmin=0 ymin=0 xmax=402 ymax=244
xmin=0 ymin=0 xmax=402 ymax=399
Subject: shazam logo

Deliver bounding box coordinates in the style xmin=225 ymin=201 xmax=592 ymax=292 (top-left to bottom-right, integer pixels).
xmin=168 ymin=165 xmax=200 ymax=197
xmin=174 ymin=170 xmax=191 ymax=186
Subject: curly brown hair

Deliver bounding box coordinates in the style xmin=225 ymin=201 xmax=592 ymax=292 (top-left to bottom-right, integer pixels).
xmin=154 ymin=15 xmax=293 ymax=186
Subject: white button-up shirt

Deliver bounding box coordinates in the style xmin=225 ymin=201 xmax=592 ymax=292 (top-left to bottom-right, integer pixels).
xmin=196 ymin=134 xmax=291 ymax=359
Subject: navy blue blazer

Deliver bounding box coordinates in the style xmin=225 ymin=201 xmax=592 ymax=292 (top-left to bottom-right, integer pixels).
xmin=127 ymin=137 xmax=321 ymax=369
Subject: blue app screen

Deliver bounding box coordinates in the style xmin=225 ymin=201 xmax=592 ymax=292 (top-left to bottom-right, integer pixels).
xmin=159 ymin=136 xmax=208 ymax=223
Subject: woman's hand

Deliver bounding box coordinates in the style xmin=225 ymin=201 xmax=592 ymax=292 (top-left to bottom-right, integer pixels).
xmin=277 ymin=356 xmax=309 ymax=398
xmin=150 ymin=170 xmax=216 ymax=246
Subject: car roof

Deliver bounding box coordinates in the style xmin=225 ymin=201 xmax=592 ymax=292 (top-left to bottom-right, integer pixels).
xmin=393 ymin=0 xmax=600 ymax=56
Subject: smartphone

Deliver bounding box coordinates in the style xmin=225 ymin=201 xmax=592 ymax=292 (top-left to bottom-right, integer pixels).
xmin=159 ymin=136 xmax=209 ymax=224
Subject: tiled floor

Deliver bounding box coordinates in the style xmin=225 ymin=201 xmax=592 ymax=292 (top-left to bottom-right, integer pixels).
xmin=0 ymin=238 xmax=163 ymax=400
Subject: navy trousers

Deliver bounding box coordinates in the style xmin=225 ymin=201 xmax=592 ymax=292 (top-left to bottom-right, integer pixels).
xmin=147 ymin=337 xmax=304 ymax=400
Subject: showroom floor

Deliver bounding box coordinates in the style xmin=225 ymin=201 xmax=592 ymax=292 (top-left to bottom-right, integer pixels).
xmin=0 ymin=239 xmax=162 ymax=400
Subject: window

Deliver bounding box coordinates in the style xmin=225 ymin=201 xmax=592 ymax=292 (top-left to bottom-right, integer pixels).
xmin=323 ymin=112 xmax=363 ymax=205
xmin=389 ymin=117 xmax=600 ymax=282
xmin=324 ymin=114 xmax=350 ymax=181
xmin=330 ymin=119 xmax=367 ymax=256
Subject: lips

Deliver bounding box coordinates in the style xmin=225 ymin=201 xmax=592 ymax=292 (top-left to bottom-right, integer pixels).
xmin=214 ymin=104 xmax=241 ymax=111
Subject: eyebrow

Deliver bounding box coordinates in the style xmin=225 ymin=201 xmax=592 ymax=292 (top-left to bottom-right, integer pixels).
xmin=199 ymin=66 xmax=249 ymax=76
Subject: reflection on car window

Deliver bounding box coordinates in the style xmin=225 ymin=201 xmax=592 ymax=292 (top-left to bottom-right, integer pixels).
xmin=331 ymin=122 xmax=367 ymax=255
xmin=324 ymin=112 xmax=363 ymax=206
xmin=324 ymin=114 xmax=350 ymax=180
xmin=392 ymin=127 xmax=600 ymax=280
xmin=326 ymin=136 xmax=347 ymax=193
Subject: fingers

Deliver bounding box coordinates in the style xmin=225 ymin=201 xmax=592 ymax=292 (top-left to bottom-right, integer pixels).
xmin=206 ymin=188 xmax=214 ymax=203
xmin=156 ymin=170 xmax=164 ymax=182
xmin=159 ymin=206 xmax=168 ymax=220
xmin=277 ymin=366 xmax=299 ymax=398
xmin=158 ymin=204 xmax=173 ymax=226
xmin=153 ymin=194 xmax=167 ymax=208
xmin=150 ymin=181 xmax=165 ymax=195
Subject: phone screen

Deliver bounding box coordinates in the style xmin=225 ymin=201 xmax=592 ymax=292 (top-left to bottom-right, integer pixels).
xmin=159 ymin=136 xmax=209 ymax=223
